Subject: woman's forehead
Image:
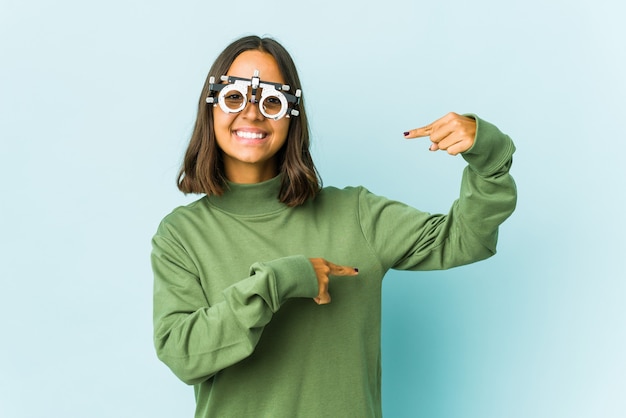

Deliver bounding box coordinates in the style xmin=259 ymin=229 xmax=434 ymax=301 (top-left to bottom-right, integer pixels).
xmin=226 ymin=50 xmax=285 ymax=84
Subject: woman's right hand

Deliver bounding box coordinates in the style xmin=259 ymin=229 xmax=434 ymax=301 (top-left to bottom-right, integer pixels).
xmin=308 ymin=258 xmax=359 ymax=305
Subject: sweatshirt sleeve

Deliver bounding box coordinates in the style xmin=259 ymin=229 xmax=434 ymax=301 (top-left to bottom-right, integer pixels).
xmin=151 ymin=231 xmax=318 ymax=385
xmin=359 ymin=115 xmax=517 ymax=271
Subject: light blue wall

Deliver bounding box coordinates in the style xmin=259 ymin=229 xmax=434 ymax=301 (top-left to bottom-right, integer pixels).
xmin=1 ymin=0 xmax=624 ymax=417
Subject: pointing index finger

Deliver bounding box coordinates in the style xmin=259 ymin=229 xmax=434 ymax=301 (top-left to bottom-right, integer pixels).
xmin=403 ymin=124 xmax=433 ymax=139
xmin=328 ymin=262 xmax=359 ymax=277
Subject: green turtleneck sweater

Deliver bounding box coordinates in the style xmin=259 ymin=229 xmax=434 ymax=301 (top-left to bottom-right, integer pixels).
xmin=152 ymin=116 xmax=517 ymax=417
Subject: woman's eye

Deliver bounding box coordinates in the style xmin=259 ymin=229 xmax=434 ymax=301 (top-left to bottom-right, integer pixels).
xmin=225 ymin=93 xmax=243 ymax=101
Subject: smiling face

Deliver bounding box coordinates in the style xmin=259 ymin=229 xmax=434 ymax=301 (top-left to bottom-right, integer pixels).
xmin=212 ymin=50 xmax=291 ymax=184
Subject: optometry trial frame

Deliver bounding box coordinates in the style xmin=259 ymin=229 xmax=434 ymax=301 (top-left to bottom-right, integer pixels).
xmin=206 ymin=70 xmax=301 ymax=120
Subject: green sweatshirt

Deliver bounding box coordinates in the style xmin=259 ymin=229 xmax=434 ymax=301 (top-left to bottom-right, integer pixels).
xmin=152 ymin=116 xmax=517 ymax=417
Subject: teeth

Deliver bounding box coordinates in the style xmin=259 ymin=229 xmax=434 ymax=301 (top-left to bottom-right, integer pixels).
xmin=235 ymin=131 xmax=266 ymax=139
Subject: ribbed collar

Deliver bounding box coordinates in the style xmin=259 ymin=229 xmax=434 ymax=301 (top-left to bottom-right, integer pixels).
xmin=206 ymin=175 xmax=287 ymax=216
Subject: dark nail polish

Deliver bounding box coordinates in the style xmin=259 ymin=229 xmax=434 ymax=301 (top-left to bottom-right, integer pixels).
xmin=354 ymin=268 xmax=359 ymax=273
xmin=403 ymin=132 xmax=410 ymax=136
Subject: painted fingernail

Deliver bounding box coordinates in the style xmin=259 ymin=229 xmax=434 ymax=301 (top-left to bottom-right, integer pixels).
xmin=403 ymin=132 xmax=410 ymax=136
xmin=354 ymin=268 xmax=359 ymax=273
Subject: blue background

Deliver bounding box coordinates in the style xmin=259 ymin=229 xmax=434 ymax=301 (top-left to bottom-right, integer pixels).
xmin=1 ymin=0 xmax=624 ymax=417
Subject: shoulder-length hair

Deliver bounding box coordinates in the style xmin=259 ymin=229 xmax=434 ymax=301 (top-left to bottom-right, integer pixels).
xmin=177 ymin=35 xmax=321 ymax=207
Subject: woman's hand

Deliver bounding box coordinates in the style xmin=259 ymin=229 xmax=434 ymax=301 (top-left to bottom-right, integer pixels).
xmin=308 ymin=258 xmax=359 ymax=305
xmin=403 ymin=112 xmax=476 ymax=155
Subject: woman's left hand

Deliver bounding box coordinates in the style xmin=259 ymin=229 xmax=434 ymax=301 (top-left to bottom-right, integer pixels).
xmin=403 ymin=112 xmax=476 ymax=155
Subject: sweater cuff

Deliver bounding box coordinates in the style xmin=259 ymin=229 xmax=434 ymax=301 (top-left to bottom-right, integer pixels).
xmin=250 ymin=255 xmax=318 ymax=303
xmin=461 ymin=114 xmax=516 ymax=176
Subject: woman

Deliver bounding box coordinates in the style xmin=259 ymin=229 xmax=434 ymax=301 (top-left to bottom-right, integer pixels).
xmin=152 ymin=35 xmax=517 ymax=417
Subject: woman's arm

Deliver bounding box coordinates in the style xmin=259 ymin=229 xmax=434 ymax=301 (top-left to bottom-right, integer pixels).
xmin=151 ymin=234 xmax=318 ymax=385
xmin=360 ymin=113 xmax=517 ymax=271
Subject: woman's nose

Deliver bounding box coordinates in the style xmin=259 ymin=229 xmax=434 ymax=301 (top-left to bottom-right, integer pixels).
xmin=241 ymin=91 xmax=264 ymax=119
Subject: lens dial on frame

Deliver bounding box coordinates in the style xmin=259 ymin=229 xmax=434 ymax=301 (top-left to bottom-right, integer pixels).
xmin=218 ymin=84 xmax=247 ymax=113
xmin=259 ymin=87 xmax=288 ymax=120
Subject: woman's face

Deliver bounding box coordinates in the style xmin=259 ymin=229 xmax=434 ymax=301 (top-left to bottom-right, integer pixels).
xmin=212 ymin=50 xmax=291 ymax=183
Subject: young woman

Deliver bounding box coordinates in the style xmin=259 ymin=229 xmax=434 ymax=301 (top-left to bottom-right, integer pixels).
xmin=152 ymin=35 xmax=517 ymax=417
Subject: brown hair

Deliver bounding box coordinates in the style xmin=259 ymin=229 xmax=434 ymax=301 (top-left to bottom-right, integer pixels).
xmin=177 ymin=35 xmax=321 ymax=207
